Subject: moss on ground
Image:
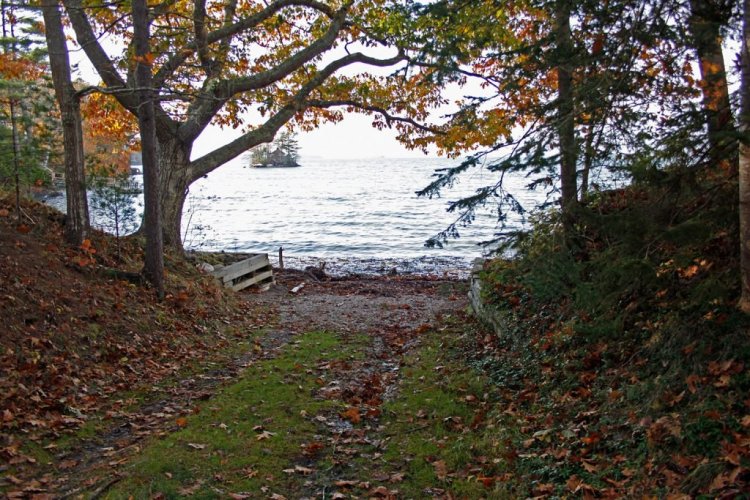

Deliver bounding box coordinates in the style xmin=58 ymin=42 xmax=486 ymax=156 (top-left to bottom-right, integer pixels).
xmin=106 ymin=331 xmax=352 ymax=499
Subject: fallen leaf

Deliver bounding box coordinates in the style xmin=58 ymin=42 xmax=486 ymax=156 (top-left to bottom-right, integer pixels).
xmin=686 ymin=374 xmax=701 ymax=393
xmin=389 ymin=472 xmax=405 ymax=483
xmin=256 ymin=430 xmax=275 ymax=441
xmin=477 ymin=476 xmax=495 ymax=487
xmin=58 ymin=459 xmax=78 ymax=470
xmin=581 ymin=433 xmax=601 ymax=446
xmin=334 ymin=480 xmax=358 ymax=488
xmin=433 ymin=459 xmax=448 ymax=480
xmin=283 ymin=466 xmax=314 ymax=475
xmin=178 ymin=481 xmax=204 ymax=496
xmin=175 ymin=417 xmax=188 ymax=428
xmin=533 ymin=483 xmax=554 ymax=495
xmin=340 ymin=407 xmax=361 ymax=424
xmin=187 ymin=443 xmax=206 ymax=450
xmin=582 ymin=459 xmax=599 ymax=473
xmin=369 ymin=486 xmax=393 ymax=497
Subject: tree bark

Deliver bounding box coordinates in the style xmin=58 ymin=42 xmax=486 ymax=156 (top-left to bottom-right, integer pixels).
xmin=157 ymin=138 xmax=193 ymax=248
xmin=41 ymin=0 xmax=90 ymax=245
xmin=132 ymin=0 xmax=165 ymax=298
xmin=689 ymin=0 xmax=737 ymax=170
xmin=739 ymin=0 xmax=750 ymax=312
xmin=555 ymin=0 xmax=578 ymax=235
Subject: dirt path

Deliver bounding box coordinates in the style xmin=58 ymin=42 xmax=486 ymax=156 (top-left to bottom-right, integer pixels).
xmin=13 ymin=271 xmax=468 ymax=498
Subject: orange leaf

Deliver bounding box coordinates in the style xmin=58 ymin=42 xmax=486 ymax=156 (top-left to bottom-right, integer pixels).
xmin=686 ymin=374 xmax=701 ymax=393
xmin=176 ymin=417 xmax=188 ymax=428
xmin=581 ymin=433 xmax=601 ymax=446
xmin=340 ymin=407 xmax=360 ymax=424
xmin=477 ymin=476 xmax=495 ymax=487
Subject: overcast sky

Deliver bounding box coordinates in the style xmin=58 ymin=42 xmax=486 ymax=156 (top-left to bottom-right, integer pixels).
xmin=191 ymin=114 xmax=436 ymax=161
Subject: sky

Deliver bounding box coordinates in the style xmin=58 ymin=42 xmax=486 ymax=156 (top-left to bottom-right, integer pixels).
xmin=192 ymin=113 xmax=436 ymax=161
xmin=71 ymin=31 xmax=441 ymax=161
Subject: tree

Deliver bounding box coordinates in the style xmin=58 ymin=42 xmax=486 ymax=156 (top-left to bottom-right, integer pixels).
xmin=1 ymin=1 xmax=62 ymax=214
xmin=554 ymin=0 xmax=578 ymax=238
xmin=277 ymin=131 xmax=300 ymax=165
xmin=62 ymin=0 xmax=439 ymax=250
xmin=740 ymin=0 xmax=750 ymax=311
xmin=131 ymin=0 xmax=164 ymax=297
xmin=250 ymin=130 xmax=300 ymax=166
xmin=407 ymin=0 xmax=718 ymax=248
xmin=90 ymin=171 xmax=140 ymax=262
xmin=249 ymin=143 xmax=271 ymax=165
xmin=41 ymin=0 xmax=89 ymax=245
xmin=688 ymin=0 xmax=738 ymax=169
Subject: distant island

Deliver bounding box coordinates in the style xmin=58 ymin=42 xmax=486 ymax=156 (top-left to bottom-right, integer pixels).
xmin=249 ymin=131 xmax=300 ymax=168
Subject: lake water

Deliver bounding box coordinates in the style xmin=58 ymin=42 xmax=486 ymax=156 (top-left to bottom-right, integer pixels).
xmin=183 ymin=157 xmax=544 ymax=275
xmin=44 ymin=157 xmax=546 ymax=276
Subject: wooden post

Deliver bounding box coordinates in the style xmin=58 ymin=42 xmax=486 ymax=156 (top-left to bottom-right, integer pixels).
xmin=278 ymin=246 xmax=284 ymax=271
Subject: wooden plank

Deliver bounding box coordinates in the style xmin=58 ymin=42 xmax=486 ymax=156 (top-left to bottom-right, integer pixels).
xmin=229 ymin=269 xmax=274 ymax=292
xmin=215 ymin=254 xmax=269 ymax=283
xmin=212 ymin=254 xmax=269 ymax=283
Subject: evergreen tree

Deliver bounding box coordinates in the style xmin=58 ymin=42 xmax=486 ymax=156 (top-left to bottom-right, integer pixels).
xmin=0 ymin=1 xmax=62 ymax=204
xmin=90 ymin=171 xmax=140 ymax=262
xmin=402 ymin=0 xmax=731 ymax=248
xmin=276 ymin=131 xmax=300 ymax=166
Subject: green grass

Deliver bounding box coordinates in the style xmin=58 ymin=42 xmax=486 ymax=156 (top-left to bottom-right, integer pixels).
xmin=371 ymin=326 xmax=509 ymax=498
xmin=106 ymin=331 xmax=352 ymax=499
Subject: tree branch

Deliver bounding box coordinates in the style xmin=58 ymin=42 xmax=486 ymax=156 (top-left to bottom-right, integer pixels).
xmin=193 ymin=0 xmax=213 ymax=75
xmin=188 ymin=50 xmax=406 ymax=179
xmin=62 ymin=0 xmax=137 ymax=112
xmin=305 ymin=99 xmax=445 ymax=135
xmin=178 ymin=4 xmax=350 ymax=142
xmin=153 ymin=0 xmax=335 ymax=88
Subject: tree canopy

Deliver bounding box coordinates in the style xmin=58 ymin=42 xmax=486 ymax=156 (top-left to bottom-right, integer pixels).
xmin=61 ymin=0 xmax=446 ymax=248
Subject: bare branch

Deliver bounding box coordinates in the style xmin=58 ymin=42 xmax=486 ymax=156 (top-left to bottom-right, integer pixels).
xmin=305 ymin=99 xmax=445 ymax=135
xmin=62 ymin=0 xmax=136 ymax=111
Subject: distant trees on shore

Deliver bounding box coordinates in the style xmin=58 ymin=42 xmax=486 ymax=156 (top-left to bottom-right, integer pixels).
xmin=249 ymin=132 xmax=300 ymax=167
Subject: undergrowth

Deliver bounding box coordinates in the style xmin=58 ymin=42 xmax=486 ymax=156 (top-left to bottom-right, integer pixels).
xmin=474 ymin=167 xmax=750 ymax=496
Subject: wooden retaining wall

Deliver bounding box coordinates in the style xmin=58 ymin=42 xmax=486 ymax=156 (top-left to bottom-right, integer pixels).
xmin=211 ymin=254 xmax=274 ymax=291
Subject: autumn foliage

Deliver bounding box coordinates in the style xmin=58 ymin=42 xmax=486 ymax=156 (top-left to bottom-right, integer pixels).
xmin=80 ymin=93 xmax=139 ymax=176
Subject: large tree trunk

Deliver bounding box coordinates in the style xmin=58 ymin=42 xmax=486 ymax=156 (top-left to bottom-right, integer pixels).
xmin=739 ymin=0 xmax=750 ymax=312
xmin=40 ymin=0 xmax=89 ymax=245
xmin=157 ymin=138 xmax=194 ymax=249
xmin=555 ymin=0 xmax=578 ymax=236
xmin=689 ymin=0 xmax=737 ymax=169
xmin=133 ymin=0 xmax=165 ymax=298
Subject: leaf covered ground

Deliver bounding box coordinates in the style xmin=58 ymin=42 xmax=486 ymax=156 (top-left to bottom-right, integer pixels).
xmin=2 ymin=188 xmax=749 ymax=498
